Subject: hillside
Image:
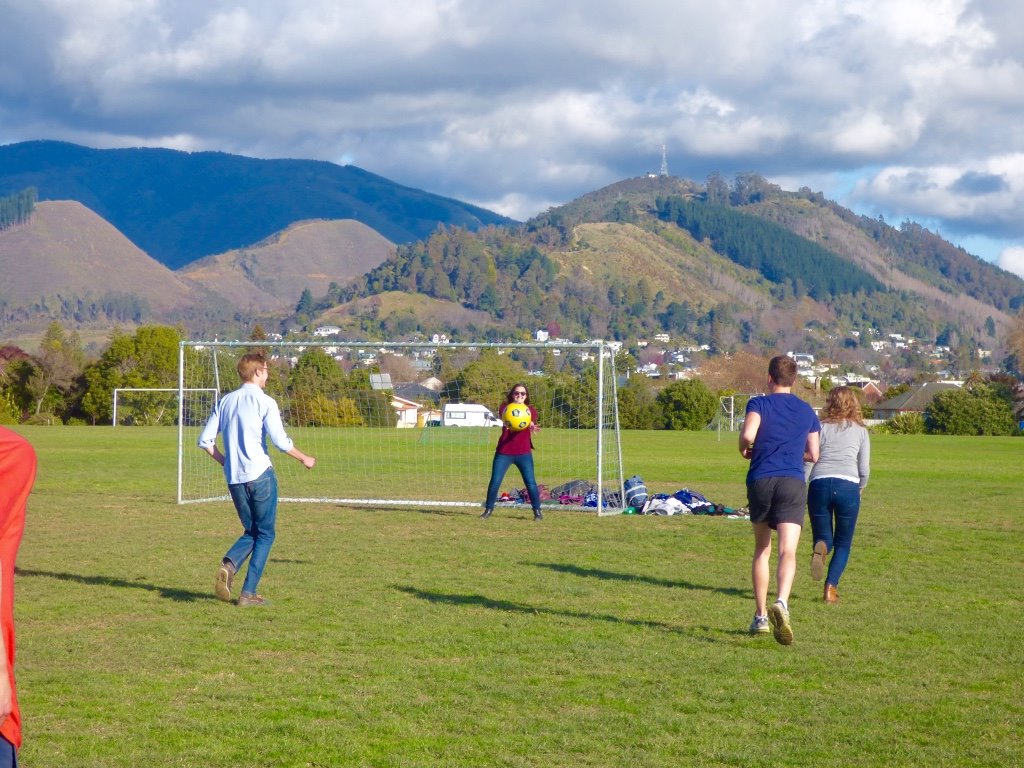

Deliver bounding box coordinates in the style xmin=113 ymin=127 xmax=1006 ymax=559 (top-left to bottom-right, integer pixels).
xmin=180 ymin=219 xmax=395 ymax=313
xmin=744 ymin=196 xmax=1020 ymax=335
xmin=311 ymin=175 xmax=1024 ymax=361
xmin=0 ymin=141 xmax=513 ymax=269
xmin=0 ymin=200 xmax=208 ymax=324
xmin=316 ymin=291 xmax=499 ymax=336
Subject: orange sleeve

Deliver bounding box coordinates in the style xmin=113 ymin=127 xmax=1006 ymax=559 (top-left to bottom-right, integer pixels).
xmin=0 ymin=426 xmax=36 ymax=750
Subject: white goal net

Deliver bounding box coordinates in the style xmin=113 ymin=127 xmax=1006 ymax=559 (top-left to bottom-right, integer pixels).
xmin=178 ymin=340 xmax=625 ymax=515
xmin=113 ymin=388 xmax=218 ymax=427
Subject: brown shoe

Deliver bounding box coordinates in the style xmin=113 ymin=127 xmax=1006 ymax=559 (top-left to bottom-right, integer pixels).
xmin=215 ymin=561 xmax=235 ymax=602
xmin=811 ymin=541 xmax=827 ymax=581
xmin=237 ymin=593 xmax=270 ymax=607
xmin=824 ymin=583 xmax=839 ymax=603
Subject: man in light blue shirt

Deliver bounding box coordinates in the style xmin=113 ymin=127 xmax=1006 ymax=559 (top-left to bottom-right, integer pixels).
xmin=199 ymin=353 xmax=315 ymax=606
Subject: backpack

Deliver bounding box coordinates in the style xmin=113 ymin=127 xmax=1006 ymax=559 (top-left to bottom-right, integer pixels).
xmin=624 ymin=475 xmax=648 ymax=509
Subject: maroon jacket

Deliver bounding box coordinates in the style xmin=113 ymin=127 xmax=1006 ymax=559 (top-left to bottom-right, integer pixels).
xmin=494 ymin=404 xmax=538 ymax=456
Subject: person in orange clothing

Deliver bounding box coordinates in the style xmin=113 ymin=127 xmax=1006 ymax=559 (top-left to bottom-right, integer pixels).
xmin=0 ymin=427 xmax=35 ymax=767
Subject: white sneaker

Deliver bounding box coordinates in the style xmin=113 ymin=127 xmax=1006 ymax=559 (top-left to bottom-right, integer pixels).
xmin=768 ymin=600 xmax=793 ymax=645
xmin=748 ymin=615 xmax=770 ymax=636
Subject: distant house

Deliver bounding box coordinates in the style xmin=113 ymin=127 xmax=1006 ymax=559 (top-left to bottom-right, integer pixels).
xmin=872 ymin=382 xmax=962 ymax=421
xmin=394 ymin=382 xmax=441 ymax=404
xmin=313 ymin=325 xmax=341 ymax=337
xmin=390 ymin=394 xmax=424 ymax=428
xmin=847 ymin=380 xmax=885 ymax=405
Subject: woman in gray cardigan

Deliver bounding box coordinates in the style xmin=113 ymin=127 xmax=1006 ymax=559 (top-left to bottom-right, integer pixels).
xmin=806 ymin=386 xmax=870 ymax=603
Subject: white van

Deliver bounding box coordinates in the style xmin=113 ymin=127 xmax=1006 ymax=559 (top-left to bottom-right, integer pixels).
xmin=442 ymin=403 xmax=502 ymax=427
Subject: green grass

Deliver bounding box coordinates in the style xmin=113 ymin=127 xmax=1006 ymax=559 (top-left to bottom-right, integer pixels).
xmin=11 ymin=427 xmax=1024 ymax=767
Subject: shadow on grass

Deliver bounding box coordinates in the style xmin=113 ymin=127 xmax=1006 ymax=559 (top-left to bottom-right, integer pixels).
xmin=15 ymin=567 xmax=215 ymax=603
xmin=393 ymin=584 xmax=685 ymax=634
xmin=526 ymin=562 xmax=748 ymax=598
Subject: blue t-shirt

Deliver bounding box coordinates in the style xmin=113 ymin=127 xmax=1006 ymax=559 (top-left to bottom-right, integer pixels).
xmin=745 ymin=393 xmax=820 ymax=483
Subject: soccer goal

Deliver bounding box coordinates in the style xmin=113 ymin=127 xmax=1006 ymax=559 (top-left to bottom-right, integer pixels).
xmin=177 ymin=340 xmax=625 ymax=515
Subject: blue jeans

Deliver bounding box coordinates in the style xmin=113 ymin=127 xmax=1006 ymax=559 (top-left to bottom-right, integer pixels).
xmin=225 ymin=467 xmax=278 ymax=595
xmin=484 ymin=452 xmax=540 ymax=512
xmin=0 ymin=734 xmax=16 ymax=768
xmin=807 ymin=477 xmax=861 ymax=586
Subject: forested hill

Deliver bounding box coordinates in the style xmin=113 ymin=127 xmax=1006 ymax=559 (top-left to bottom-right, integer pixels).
xmin=0 ymin=141 xmax=512 ymax=269
xmin=655 ymin=195 xmax=884 ymax=301
xmin=310 ymin=174 xmax=1024 ymax=356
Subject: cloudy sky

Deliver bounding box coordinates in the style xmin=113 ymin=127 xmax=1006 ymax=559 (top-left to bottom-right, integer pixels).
xmin=3 ymin=0 xmax=1024 ymax=277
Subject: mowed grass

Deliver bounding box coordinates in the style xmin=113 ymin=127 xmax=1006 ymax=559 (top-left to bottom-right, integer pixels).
xmin=10 ymin=426 xmax=1023 ymax=767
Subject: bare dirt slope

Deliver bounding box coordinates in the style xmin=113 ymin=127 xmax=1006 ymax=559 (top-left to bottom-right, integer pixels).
xmin=179 ymin=219 xmax=395 ymax=311
xmin=0 ymin=200 xmax=198 ymax=314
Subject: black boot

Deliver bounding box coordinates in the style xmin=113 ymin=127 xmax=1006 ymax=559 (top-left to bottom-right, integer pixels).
xmin=480 ymin=508 xmax=493 ymax=519
xmin=533 ymin=509 xmax=543 ymax=521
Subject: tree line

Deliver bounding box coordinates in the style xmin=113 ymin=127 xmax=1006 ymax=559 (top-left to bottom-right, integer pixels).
xmin=0 ymin=187 xmax=36 ymax=231
xmin=2 ymin=322 xmax=1018 ymax=434
xmin=0 ymin=322 xmax=720 ymax=430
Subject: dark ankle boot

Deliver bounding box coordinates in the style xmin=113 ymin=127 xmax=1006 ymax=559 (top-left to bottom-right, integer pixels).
xmin=480 ymin=509 xmax=493 ymax=519
xmin=533 ymin=509 xmax=543 ymax=521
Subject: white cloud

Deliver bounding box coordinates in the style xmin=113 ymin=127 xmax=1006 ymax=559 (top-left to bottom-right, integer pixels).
xmin=997 ymin=246 xmax=1024 ymax=279
xmin=850 ymin=153 xmax=1024 ymax=236
xmin=0 ymin=0 xmax=1022 ymax=263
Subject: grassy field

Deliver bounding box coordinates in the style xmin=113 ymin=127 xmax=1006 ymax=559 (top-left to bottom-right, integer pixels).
xmin=9 ymin=426 xmax=1023 ymax=767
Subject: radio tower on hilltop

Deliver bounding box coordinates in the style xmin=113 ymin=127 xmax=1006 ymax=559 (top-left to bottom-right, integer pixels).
xmin=660 ymin=144 xmax=668 ymax=176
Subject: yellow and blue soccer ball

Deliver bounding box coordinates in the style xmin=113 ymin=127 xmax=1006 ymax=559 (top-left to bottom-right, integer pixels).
xmin=502 ymin=403 xmax=532 ymax=432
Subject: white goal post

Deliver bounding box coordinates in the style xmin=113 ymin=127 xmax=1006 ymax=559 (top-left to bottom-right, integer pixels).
xmin=715 ymin=393 xmax=764 ymax=440
xmin=177 ymin=340 xmax=625 ymax=515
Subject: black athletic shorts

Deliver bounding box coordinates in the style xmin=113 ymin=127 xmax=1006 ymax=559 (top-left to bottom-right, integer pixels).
xmin=747 ymin=476 xmax=806 ymax=529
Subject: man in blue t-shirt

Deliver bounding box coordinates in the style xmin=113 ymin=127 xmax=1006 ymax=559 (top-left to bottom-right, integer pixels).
xmin=739 ymin=355 xmax=820 ymax=645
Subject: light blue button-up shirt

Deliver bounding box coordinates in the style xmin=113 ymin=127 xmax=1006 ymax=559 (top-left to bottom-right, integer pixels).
xmin=198 ymin=383 xmax=294 ymax=485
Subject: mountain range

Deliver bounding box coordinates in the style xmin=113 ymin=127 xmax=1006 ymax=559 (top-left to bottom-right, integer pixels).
xmin=0 ymin=140 xmax=509 ymax=269
xmin=1 ymin=141 xmax=1022 ymax=366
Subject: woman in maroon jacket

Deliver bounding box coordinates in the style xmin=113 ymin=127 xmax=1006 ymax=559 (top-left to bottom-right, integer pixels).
xmin=481 ymin=383 xmax=542 ymax=520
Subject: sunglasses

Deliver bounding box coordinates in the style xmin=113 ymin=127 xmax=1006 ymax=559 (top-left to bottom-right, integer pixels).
xmin=512 ymin=390 xmax=527 ymax=397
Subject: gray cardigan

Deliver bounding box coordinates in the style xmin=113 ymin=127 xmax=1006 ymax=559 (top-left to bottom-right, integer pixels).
xmin=806 ymin=421 xmax=870 ymax=490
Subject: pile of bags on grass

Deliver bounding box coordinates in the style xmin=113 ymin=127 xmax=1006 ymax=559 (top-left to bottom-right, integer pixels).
xmin=497 ymin=477 xmax=748 ymax=518
xmin=622 ymin=475 xmax=747 ymax=517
